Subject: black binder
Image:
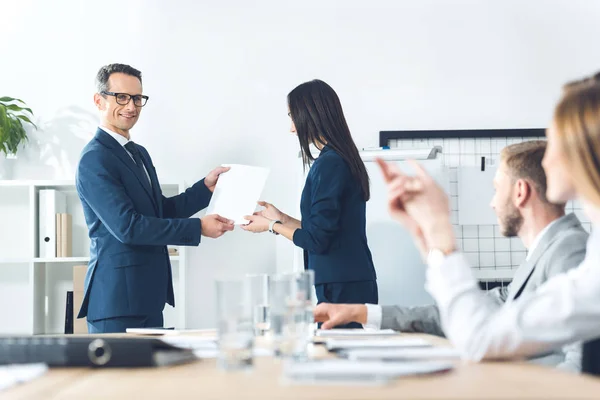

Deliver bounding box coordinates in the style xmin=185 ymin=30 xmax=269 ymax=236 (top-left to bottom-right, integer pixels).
xmin=64 ymin=291 xmax=74 ymax=334
xmin=0 ymin=336 xmax=197 ymax=368
xmin=582 ymin=338 xmax=600 ymax=376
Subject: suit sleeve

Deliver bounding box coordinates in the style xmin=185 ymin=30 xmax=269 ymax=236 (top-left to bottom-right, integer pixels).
xmin=381 ymin=305 xmax=445 ymax=336
xmin=162 ymin=179 xmax=213 ymax=218
xmin=292 ymin=157 xmax=347 ymax=254
xmin=77 ymin=150 xmax=201 ymax=246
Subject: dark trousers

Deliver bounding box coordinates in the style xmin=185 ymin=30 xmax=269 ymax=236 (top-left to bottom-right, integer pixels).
xmin=87 ymin=312 xmax=164 ymax=334
xmin=315 ymin=280 xmax=378 ymax=329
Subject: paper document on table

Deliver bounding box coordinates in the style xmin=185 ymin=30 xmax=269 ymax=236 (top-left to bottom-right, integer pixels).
xmin=326 ymin=338 xmax=430 ymax=351
xmin=126 ymin=328 xmax=217 ymax=337
xmin=160 ymin=336 xmax=218 ymax=350
xmin=283 ymin=360 xmax=453 ymax=384
xmin=316 ymin=329 xmax=397 ymax=337
xmin=0 ymin=364 xmax=48 ymax=392
xmin=204 ymin=164 xmax=270 ymax=225
xmin=342 ymin=347 xmax=461 ymax=361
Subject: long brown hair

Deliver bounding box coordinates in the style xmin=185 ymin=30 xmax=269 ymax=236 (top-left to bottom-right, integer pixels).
xmin=554 ymin=75 xmax=600 ymax=206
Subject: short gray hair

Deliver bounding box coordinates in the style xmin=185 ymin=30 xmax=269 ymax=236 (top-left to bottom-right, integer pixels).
xmin=95 ymin=63 xmax=142 ymax=93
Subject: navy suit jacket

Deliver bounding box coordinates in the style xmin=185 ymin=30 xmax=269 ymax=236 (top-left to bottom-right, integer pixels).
xmin=293 ymin=145 xmax=377 ymax=285
xmin=76 ymin=128 xmax=212 ymax=321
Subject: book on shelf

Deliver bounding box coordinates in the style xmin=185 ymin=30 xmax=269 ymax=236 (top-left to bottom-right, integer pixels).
xmin=55 ymin=213 xmax=72 ymax=258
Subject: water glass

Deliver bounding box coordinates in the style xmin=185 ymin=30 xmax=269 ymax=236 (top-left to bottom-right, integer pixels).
xmin=269 ymin=270 xmax=315 ymax=359
xmin=215 ymin=279 xmax=254 ymax=370
xmin=246 ymin=273 xmax=270 ymax=336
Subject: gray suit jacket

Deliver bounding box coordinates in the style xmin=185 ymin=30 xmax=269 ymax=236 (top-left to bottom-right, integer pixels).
xmin=381 ymin=213 xmax=588 ymax=370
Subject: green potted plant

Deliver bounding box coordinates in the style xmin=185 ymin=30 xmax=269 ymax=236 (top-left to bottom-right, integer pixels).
xmin=0 ymin=97 xmax=37 ymax=179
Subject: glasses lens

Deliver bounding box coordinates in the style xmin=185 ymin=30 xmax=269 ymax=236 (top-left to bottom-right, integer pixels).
xmin=133 ymin=96 xmax=148 ymax=107
xmin=116 ymin=94 xmax=130 ymax=105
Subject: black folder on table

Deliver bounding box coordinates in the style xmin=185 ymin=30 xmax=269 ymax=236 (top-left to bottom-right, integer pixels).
xmin=0 ymin=336 xmax=197 ymax=368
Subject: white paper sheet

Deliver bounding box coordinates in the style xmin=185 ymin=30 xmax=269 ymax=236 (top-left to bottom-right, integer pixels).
xmin=457 ymin=166 xmax=498 ymax=225
xmin=316 ymin=329 xmax=397 ymax=337
xmin=342 ymin=347 xmax=461 ymax=361
xmin=126 ymin=328 xmax=217 ymax=336
xmin=204 ymin=164 xmax=270 ymax=225
xmin=0 ymin=364 xmax=48 ymax=392
xmin=282 ymin=359 xmax=454 ymax=383
xmin=326 ymin=338 xmax=430 ymax=351
xmin=160 ymin=336 xmax=218 ymax=350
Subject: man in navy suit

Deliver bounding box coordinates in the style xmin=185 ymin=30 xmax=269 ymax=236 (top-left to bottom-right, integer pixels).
xmin=76 ymin=63 xmax=234 ymax=333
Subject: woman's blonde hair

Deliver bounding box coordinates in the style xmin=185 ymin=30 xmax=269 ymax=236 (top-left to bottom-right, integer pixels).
xmin=554 ymin=74 xmax=600 ymax=206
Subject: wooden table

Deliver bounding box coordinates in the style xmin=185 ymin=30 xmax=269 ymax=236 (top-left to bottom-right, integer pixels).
xmin=5 ymin=333 xmax=600 ymax=399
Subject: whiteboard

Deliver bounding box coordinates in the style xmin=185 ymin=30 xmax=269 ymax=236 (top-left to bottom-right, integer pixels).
xmin=293 ymin=150 xmax=449 ymax=307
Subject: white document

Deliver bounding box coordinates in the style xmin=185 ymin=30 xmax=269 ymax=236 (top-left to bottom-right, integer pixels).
xmin=0 ymin=364 xmax=48 ymax=392
xmin=457 ymin=166 xmax=498 ymax=225
xmin=38 ymin=189 xmax=66 ymax=258
xmin=126 ymin=328 xmax=216 ymax=336
xmin=342 ymin=347 xmax=461 ymax=361
xmin=283 ymin=360 xmax=454 ymax=383
xmin=160 ymin=336 xmax=217 ymax=350
xmin=204 ymin=164 xmax=270 ymax=225
xmin=316 ymin=329 xmax=397 ymax=337
xmin=326 ymin=338 xmax=430 ymax=351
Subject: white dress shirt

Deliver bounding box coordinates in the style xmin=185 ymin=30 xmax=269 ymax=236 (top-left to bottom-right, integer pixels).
xmin=526 ymin=217 xmax=560 ymax=261
xmin=100 ymin=126 xmax=152 ymax=186
xmin=362 ymin=220 xmax=563 ymax=330
xmin=428 ymin=225 xmax=600 ymax=362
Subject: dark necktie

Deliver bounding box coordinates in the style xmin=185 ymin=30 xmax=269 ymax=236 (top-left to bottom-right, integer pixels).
xmin=124 ymin=141 xmax=151 ymax=187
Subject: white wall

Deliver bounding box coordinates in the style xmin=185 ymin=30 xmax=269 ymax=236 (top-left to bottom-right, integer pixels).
xmin=2 ymin=0 xmax=600 ymax=328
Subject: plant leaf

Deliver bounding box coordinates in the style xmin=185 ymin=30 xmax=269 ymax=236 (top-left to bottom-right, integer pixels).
xmin=16 ymin=114 xmax=37 ymax=129
xmin=4 ymin=104 xmax=33 ymax=114
xmin=0 ymin=97 xmax=25 ymax=104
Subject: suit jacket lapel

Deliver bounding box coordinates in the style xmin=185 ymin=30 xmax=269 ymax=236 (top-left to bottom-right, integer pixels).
xmin=95 ymin=128 xmax=157 ymax=212
xmin=506 ymin=257 xmax=537 ymax=302
xmin=506 ymin=214 xmax=580 ymax=301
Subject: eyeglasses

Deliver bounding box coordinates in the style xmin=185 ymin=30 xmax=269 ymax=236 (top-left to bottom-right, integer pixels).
xmin=101 ymin=91 xmax=149 ymax=107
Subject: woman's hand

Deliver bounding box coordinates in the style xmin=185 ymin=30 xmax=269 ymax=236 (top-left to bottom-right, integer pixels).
xmin=255 ymin=201 xmax=287 ymax=223
xmin=240 ymin=214 xmax=271 ymax=233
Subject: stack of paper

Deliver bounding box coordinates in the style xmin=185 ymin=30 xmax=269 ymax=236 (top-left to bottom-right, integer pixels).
xmin=341 ymin=347 xmax=461 ymax=361
xmin=283 ymin=359 xmax=453 ymax=384
xmin=326 ymin=338 xmax=430 ymax=351
xmin=126 ymin=328 xmax=217 ymax=337
xmin=0 ymin=364 xmax=48 ymax=392
xmin=316 ymin=329 xmax=397 ymax=337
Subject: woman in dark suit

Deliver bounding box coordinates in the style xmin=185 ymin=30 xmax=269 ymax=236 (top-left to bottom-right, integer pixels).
xmin=243 ymin=80 xmax=377 ymax=326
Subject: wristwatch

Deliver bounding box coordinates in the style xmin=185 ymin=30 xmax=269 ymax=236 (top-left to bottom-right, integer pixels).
xmin=268 ymin=220 xmax=282 ymax=235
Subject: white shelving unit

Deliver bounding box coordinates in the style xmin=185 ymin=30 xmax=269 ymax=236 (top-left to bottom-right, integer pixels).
xmin=0 ymin=180 xmax=188 ymax=334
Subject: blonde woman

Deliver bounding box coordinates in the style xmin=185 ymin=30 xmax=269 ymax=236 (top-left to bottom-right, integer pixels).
xmin=372 ymin=74 xmax=600 ymax=373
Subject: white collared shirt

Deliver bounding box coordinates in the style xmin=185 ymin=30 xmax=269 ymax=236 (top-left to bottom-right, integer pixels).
xmin=100 ymin=126 xmax=152 ymax=186
xmin=527 ymin=217 xmax=562 ymax=261
xmin=362 ymin=215 xmax=579 ymax=330
xmin=428 ymin=225 xmax=600 ymax=363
